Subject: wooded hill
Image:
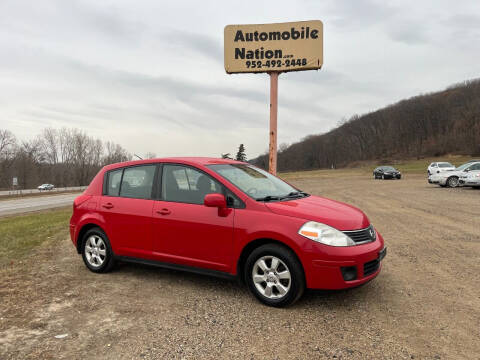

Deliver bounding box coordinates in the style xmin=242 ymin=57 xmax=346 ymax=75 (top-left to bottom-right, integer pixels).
xmin=252 ymin=78 xmax=480 ymax=171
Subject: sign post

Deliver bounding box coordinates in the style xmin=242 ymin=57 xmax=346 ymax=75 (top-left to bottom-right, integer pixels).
xmin=224 ymin=20 xmax=323 ymax=174
xmin=269 ymin=72 xmax=279 ymax=175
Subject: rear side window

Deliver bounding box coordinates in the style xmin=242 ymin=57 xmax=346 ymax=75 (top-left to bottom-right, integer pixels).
xmin=107 ymin=169 xmax=123 ymax=196
xmin=120 ymin=165 xmax=156 ymax=199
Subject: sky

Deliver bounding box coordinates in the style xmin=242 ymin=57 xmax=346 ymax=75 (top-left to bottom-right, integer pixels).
xmin=1 ymin=0 xmax=479 ymax=159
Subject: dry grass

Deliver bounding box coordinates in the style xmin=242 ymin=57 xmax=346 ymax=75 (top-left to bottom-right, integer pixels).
xmin=0 ymin=207 xmax=72 ymax=265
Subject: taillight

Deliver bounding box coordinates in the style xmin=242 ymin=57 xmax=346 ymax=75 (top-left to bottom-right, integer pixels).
xmin=73 ymin=195 xmax=91 ymax=210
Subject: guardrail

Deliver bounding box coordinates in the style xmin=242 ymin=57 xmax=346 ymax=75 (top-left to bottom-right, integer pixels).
xmin=0 ymin=186 xmax=87 ymax=197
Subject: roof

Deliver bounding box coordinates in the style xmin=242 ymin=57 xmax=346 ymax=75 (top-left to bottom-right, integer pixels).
xmin=103 ymin=157 xmax=245 ymax=171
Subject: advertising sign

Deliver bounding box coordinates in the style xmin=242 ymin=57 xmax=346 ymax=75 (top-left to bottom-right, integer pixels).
xmin=224 ymin=20 xmax=323 ymax=74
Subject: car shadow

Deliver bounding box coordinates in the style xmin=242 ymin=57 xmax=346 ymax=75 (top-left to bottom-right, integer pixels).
xmin=111 ymin=261 xmax=388 ymax=310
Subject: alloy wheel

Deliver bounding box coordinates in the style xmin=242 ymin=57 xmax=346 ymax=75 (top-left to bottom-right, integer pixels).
xmin=84 ymin=235 xmax=107 ymax=268
xmin=448 ymin=177 xmax=459 ymax=188
xmin=252 ymin=256 xmax=291 ymax=299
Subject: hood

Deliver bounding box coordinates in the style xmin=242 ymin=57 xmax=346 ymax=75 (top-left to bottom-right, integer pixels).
xmin=440 ymin=170 xmax=462 ymax=178
xmin=265 ymin=195 xmax=370 ymax=231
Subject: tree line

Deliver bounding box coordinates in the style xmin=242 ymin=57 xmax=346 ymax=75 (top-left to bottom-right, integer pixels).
xmin=0 ymin=128 xmax=131 ymax=190
xmin=251 ymin=78 xmax=480 ymax=171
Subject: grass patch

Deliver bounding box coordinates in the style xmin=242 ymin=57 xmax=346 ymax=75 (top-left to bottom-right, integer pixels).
xmin=0 ymin=207 xmax=72 ymax=265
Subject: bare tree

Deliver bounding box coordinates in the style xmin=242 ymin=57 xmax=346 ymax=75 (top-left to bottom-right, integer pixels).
xmin=144 ymin=152 xmax=157 ymax=159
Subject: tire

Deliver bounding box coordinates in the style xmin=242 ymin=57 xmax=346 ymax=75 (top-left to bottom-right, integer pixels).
xmin=244 ymin=243 xmax=305 ymax=307
xmin=81 ymin=227 xmax=115 ymax=273
xmin=446 ymin=176 xmax=459 ymax=188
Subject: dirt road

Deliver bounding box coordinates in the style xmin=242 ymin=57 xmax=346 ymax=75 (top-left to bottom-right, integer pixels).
xmin=1 ymin=172 xmax=479 ymax=359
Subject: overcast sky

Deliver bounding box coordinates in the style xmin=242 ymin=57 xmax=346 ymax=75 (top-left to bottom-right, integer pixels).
xmin=1 ymin=0 xmax=479 ymax=159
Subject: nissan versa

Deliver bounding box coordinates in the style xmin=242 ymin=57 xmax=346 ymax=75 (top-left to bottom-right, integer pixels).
xmin=70 ymin=158 xmax=386 ymax=307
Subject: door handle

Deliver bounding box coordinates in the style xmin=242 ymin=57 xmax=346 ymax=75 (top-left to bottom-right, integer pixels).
xmin=156 ymin=208 xmax=171 ymax=215
xmin=102 ymin=203 xmax=114 ymax=209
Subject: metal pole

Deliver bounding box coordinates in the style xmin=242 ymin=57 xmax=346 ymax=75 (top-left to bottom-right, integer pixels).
xmin=269 ymin=72 xmax=279 ymax=175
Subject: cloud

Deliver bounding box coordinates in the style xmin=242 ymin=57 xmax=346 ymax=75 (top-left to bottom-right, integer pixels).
xmin=158 ymin=30 xmax=223 ymax=63
xmin=1 ymin=0 xmax=480 ymax=158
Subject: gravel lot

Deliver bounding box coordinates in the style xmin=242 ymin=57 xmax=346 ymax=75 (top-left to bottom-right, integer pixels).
xmin=1 ymin=172 xmax=479 ymax=359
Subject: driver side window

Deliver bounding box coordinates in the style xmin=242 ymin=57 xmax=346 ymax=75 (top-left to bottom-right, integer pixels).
xmin=161 ymin=165 xmax=222 ymax=205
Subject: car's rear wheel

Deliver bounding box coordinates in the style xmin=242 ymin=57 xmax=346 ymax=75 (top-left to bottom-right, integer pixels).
xmin=245 ymin=244 xmax=305 ymax=307
xmin=81 ymin=227 xmax=115 ymax=273
xmin=447 ymin=176 xmax=459 ymax=188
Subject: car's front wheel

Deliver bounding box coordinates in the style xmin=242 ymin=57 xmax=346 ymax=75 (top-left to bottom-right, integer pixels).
xmin=245 ymin=244 xmax=305 ymax=307
xmin=447 ymin=176 xmax=459 ymax=188
xmin=81 ymin=227 xmax=115 ymax=273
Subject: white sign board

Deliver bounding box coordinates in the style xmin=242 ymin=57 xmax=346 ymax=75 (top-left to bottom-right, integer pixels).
xmin=12 ymin=177 xmax=18 ymax=186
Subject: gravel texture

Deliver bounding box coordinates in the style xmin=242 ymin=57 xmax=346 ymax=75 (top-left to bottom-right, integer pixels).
xmin=1 ymin=172 xmax=479 ymax=359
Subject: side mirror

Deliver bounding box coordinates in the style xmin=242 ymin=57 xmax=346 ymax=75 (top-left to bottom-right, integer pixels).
xmin=465 ymin=168 xmax=470 ymax=172
xmin=204 ymin=193 xmax=226 ymax=208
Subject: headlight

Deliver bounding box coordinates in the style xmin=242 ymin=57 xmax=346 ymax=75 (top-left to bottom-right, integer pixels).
xmin=298 ymin=221 xmax=355 ymax=246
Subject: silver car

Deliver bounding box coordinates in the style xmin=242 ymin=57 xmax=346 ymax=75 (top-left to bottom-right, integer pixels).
xmin=459 ymin=167 xmax=480 ymax=188
xmin=38 ymin=183 xmax=55 ymax=191
xmin=436 ymin=162 xmax=480 ymax=188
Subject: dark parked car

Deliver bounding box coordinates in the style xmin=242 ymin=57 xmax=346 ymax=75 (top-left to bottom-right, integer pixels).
xmin=373 ymin=166 xmax=401 ymax=180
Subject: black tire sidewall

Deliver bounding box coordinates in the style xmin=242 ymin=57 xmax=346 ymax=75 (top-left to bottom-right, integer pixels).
xmin=244 ymin=244 xmax=305 ymax=307
xmin=81 ymin=227 xmax=115 ymax=273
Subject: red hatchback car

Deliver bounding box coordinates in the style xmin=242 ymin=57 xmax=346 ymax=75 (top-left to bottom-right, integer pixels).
xmin=70 ymin=157 xmax=386 ymax=307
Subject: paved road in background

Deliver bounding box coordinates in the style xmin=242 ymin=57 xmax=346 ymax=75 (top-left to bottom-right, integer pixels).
xmin=0 ymin=186 xmax=85 ymax=197
xmin=0 ymin=193 xmax=78 ymax=216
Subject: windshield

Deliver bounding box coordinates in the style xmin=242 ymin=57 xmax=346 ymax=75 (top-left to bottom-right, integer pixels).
xmin=208 ymin=164 xmax=304 ymax=201
xmin=382 ymin=166 xmax=395 ymax=171
xmin=455 ymin=163 xmax=472 ymax=171
xmin=438 ymin=163 xmax=453 ymax=168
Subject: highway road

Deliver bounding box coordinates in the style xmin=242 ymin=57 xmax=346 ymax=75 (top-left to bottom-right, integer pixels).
xmin=0 ymin=186 xmax=85 ymax=197
xmin=0 ymin=193 xmax=78 ymax=216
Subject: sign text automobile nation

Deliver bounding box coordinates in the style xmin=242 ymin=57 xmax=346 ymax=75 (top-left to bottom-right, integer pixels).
xmin=224 ymin=20 xmax=323 ymax=74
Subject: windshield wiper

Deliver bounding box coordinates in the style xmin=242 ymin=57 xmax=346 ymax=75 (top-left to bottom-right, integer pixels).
xmin=282 ymin=191 xmax=309 ymax=199
xmin=256 ymin=195 xmax=281 ymax=202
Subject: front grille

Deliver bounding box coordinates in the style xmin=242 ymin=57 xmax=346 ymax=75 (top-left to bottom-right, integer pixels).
xmin=363 ymin=259 xmax=380 ymax=276
xmin=343 ymin=225 xmax=376 ymax=244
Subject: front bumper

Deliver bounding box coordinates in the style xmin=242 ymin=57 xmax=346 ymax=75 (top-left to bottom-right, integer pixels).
xmin=303 ymin=234 xmax=386 ymax=289
xmin=382 ymin=173 xmax=401 ymax=179
xmin=460 ymin=179 xmax=480 ymax=186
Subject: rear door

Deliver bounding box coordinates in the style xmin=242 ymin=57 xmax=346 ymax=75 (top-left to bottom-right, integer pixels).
xmin=152 ymin=164 xmax=234 ymax=272
xmin=99 ymin=164 xmax=157 ymax=258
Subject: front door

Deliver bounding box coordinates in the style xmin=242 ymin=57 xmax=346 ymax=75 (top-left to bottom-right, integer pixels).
xmin=152 ymin=164 xmax=234 ymax=272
